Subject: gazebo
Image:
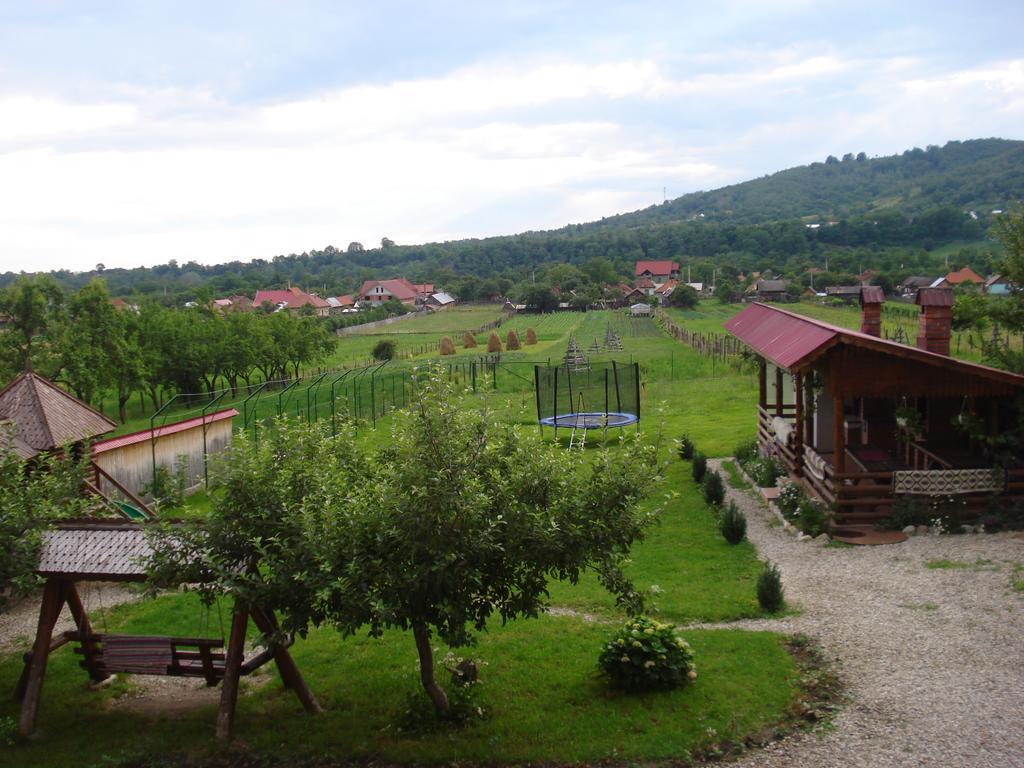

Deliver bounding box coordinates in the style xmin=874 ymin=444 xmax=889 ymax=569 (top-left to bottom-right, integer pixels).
xmin=725 ymin=289 xmax=1024 ymax=526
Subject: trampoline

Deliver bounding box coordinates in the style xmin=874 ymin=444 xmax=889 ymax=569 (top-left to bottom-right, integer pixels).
xmin=534 ymin=361 xmax=640 ymax=443
xmin=539 ymin=412 xmax=639 ymax=429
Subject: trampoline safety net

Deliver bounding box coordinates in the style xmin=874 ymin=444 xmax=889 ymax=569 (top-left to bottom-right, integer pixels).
xmin=534 ymin=361 xmax=640 ymax=429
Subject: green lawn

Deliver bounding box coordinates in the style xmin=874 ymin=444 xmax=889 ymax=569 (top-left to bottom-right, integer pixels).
xmin=0 ymin=304 xmax=816 ymax=765
xmin=0 ymin=451 xmax=798 ymax=766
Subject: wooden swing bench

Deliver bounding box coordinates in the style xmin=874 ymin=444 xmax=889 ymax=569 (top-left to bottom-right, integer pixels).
xmin=17 ymin=522 xmax=321 ymax=741
xmin=64 ymin=630 xmax=287 ymax=685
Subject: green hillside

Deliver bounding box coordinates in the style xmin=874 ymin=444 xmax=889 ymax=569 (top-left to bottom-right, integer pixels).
xmin=594 ymin=138 xmax=1024 ymax=227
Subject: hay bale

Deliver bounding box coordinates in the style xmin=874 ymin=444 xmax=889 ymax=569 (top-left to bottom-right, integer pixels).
xmin=439 ymin=336 xmax=456 ymax=355
xmin=525 ymin=327 xmax=538 ymax=345
xmin=487 ymin=331 xmax=502 ymax=353
xmin=506 ymin=329 xmax=521 ymax=350
xmin=463 ymin=331 xmax=477 ymax=348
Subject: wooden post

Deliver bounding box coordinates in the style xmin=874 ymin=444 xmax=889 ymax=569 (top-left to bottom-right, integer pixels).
xmin=216 ymin=600 xmax=250 ymax=741
xmin=250 ymin=607 xmax=322 ymax=714
xmin=19 ymin=578 xmax=65 ymax=735
xmin=794 ymin=372 xmax=804 ymax=477
xmin=63 ymin=582 xmax=106 ymax=683
xmin=775 ymin=366 xmax=784 ymax=416
xmin=833 ymin=393 xmax=845 ymax=476
xmin=758 ymin=357 xmax=767 ymax=410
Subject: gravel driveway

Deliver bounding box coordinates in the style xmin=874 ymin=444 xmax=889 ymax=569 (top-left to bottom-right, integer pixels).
xmin=708 ymin=459 xmax=1024 ymax=768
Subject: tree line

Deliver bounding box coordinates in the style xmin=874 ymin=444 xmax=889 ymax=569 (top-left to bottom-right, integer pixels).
xmin=0 ymin=277 xmax=336 ymax=421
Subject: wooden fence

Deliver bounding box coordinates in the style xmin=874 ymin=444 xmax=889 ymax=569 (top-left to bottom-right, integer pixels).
xmin=655 ymin=310 xmax=744 ymax=358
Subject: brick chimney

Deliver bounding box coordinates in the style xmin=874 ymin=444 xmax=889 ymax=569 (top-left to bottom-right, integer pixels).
xmin=915 ymin=287 xmax=954 ymax=355
xmin=859 ymin=286 xmax=885 ymax=337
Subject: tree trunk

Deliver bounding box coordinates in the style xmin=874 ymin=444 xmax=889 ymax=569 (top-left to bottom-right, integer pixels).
xmin=412 ymin=622 xmax=449 ymax=716
xmin=118 ymin=390 xmax=129 ymax=423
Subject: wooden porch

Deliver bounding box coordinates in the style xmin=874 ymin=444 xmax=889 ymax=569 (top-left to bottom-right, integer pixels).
xmin=757 ymin=401 xmax=1024 ymax=525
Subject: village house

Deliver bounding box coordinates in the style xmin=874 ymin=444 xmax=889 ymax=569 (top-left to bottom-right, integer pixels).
xmin=326 ymin=294 xmax=357 ymax=314
xmin=752 ymin=279 xmax=790 ymax=302
xmin=898 ymin=276 xmax=936 ymax=297
xmin=824 ymin=285 xmax=864 ymax=303
xmin=425 ymin=291 xmax=456 ymax=309
xmin=930 ymin=266 xmax=985 ymax=289
xmin=356 ymin=278 xmax=419 ymax=306
xmin=252 ymin=286 xmax=331 ymax=316
xmin=634 ymin=260 xmax=680 ymax=281
xmin=726 ymin=287 xmax=1024 ymax=530
xmin=984 ymin=274 xmax=1012 ymax=296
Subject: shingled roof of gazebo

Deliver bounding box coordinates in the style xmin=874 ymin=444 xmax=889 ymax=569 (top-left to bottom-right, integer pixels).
xmin=36 ymin=522 xmax=151 ymax=581
xmin=0 ymin=371 xmax=115 ymax=458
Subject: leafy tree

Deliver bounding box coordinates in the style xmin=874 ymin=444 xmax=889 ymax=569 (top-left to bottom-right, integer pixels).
xmin=0 ymin=441 xmax=90 ymax=612
xmin=372 ymin=339 xmax=397 ymax=360
xmin=0 ymin=276 xmax=65 ymax=377
xmin=149 ymin=373 xmax=659 ymax=717
xmin=347 ymin=242 xmax=365 ymax=253
xmin=666 ymin=285 xmax=698 ymax=309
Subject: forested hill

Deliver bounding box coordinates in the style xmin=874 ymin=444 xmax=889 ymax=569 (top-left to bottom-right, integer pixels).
xmin=3 ymin=138 xmax=1022 ymax=301
xmin=593 ymin=138 xmax=1024 ymax=228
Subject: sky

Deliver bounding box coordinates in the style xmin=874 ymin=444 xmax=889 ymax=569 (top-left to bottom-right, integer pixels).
xmin=1 ymin=1 xmax=1023 ymax=273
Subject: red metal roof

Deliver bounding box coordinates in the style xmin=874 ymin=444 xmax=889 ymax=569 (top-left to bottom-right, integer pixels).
xmin=725 ymin=303 xmax=839 ymax=370
xmin=91 ymin=408 xmax=238 ymax=455
xmin=357 ymin=278 xmax=418 ymax=302
xmin=253 ymin=286 xmax=330 ymax=310
xmin=634 ymin=260 xmax=679 ymax=277
xmin=725 ymin=303 xmax=1024 ymax=386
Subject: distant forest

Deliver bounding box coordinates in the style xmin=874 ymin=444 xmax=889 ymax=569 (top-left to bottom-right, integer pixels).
xmin=3 ymin=138 xmax=1021 ymax=303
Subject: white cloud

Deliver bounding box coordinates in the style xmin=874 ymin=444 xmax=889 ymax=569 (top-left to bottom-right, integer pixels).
xmin=0 ymin=52 xmax=1021 ymax=272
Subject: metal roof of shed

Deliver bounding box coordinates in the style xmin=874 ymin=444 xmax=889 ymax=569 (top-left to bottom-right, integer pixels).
xmin=91 ymin=408 xmax=238 ymax=455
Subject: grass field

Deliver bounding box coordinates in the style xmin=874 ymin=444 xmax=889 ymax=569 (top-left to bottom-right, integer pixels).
xmin=1 ymin=421 xmax=797 ymax=766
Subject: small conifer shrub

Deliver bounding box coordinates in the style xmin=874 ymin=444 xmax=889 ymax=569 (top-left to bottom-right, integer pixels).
xmin=757 ymin=561 xmax=785 ymax=613
xmin=677 ymin=434 xmax=695 ymax=460
xmin=439 ymin=336 xmax=456 ymax=355
xmin=463 ymin=331 xmax=477 ymax=348
xmin=691 ymin=451 xmax=707 ymax=483
xmin=506 ymin=330 xmax=521 ymax=350
xmin=525 ymin=328 xmax=538 ymax=345
xmin=487 ymin=331 xmax=502 ymax=353
xmin=702 ymin=470 xmax=725 ymax=506
xmin=719 ymin=501 xmax=747 ymax=544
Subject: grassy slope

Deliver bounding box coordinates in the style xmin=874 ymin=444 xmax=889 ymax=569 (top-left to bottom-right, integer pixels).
xmin=0 ymin=308 xmax=796 ymax=765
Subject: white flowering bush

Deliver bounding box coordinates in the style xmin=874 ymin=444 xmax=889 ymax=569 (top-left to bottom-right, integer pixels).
xmin=598 ymin=616 xmax=697 ymax=692
xmin=776 ymin=480 xmax=804 ymax=521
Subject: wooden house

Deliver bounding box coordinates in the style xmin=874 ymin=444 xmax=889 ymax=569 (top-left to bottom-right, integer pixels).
xmin=754 ymin=279 xmax=790 ymax=302
xmin=725 ymin=287 xmax=1024 ymax=527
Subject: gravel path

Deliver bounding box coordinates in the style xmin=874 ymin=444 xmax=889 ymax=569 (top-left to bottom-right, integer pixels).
xmin=0 ymin=583 xmax=138 ymax=653
xmin=708 ymin=459 xmax=1024 ymax=768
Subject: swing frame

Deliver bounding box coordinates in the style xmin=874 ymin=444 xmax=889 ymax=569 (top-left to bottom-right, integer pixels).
xmin=15 ymin=521 xmax=321 ymax=740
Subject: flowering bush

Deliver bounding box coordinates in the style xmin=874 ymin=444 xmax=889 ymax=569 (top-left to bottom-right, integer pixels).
xmin=776 ymin=480 xmax=804 ymax=520
xmin=742 ymin=455 xmax=783 ymax=487
xmin=598 ymin=616 xmax=697 ymax=692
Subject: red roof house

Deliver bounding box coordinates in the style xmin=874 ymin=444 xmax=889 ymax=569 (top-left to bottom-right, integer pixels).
xmin=635 ymin=260 xmax=680 ymax=279
xmin=933 ymin=267 xmax=985 ymax=288
xmin=357 ymin=278 xmax=419 ymax=305
xmin=252 ymin=287 xmax=331 ymax=316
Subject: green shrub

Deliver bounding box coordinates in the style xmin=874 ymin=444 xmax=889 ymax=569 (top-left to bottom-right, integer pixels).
xmin=719 ymin=501 xmax=747 ymax=544
xmin=691 ymin=452 xmax=707 ymax=483
xmin=734 ymin=440 xmax=758 ymax=465
xmin=746 ymin=456 xmax=783 ymax=487
xmin=776 ymin=481 xmax=804 ymax=521
xmin=757 ymin=562 xmax=785 ymax=613
xmin=677 ymin=434 xmax=695 ymax=461
xmin=702 ymin=470 xmax=725 ymax=506
xmin=598 ymin=616 xmax=697 ymax=693
xmin=796 ymin=498 xmax=827 ymax=536
xmin=878 ymin=496 xmax=929 ymax=531
xmin=395 ymin=653 xmax=488 ymax=733
xmin=372 ymin=339 xmax=397 ymax=361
